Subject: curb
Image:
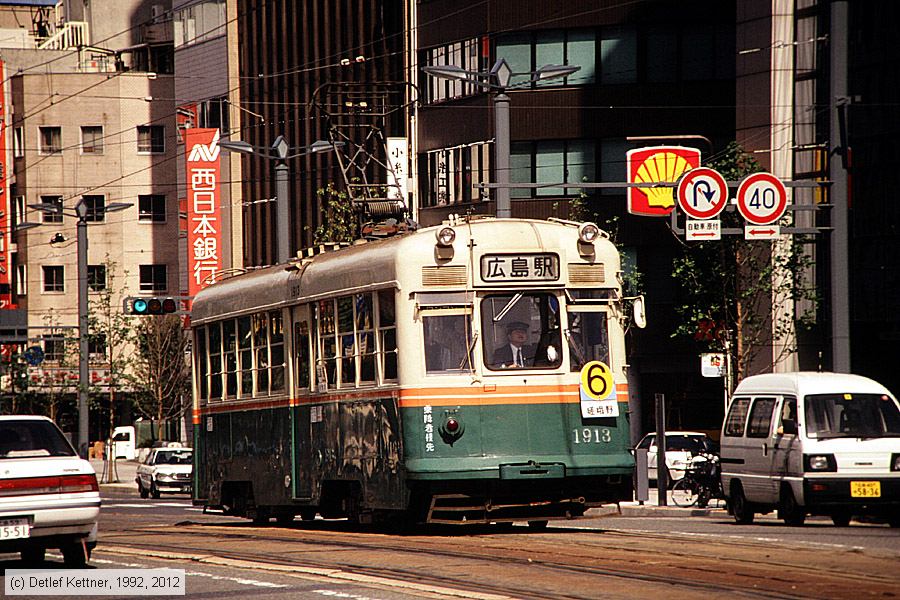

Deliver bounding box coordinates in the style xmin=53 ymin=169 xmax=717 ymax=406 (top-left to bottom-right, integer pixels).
xmin=620 ymin=504 xmax=724 ymax=518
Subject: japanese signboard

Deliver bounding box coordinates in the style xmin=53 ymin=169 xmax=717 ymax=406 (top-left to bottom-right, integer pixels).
xmin=185 ymin=129 xmax=222 ymax=297
xmin=579 ymin=361 xmax=619 ymax=418
xmin=386 ymin=137 xmax=408 ymax=206
xmin=479 ymin=253 xmax=560 ymax=283
xmin=0 ymin=59 xmax=13 ymax=309
xmin=627 ymin=146 xmax=701 ymax=217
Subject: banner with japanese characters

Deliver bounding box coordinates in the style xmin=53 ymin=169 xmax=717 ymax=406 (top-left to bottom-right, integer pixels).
xmin=185 ymin=128 xmax=222 ymax=297
xmin=0 ymin=59 xmax=14 ymax=309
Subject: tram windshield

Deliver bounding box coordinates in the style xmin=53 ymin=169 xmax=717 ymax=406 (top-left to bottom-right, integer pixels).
xmin=481 ymin=292 xmax=563 ymax=370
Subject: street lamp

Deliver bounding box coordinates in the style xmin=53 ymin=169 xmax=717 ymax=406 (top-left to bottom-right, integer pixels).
xmin=28 ymin=197 xmax=132 ymax=458
xmin=219 ymin=136 xmax=340 ymax=263
xmin=422 ymin=59 xmax=579 ymax=218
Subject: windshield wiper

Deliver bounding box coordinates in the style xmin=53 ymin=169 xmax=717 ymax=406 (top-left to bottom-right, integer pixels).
xmin=493 ymin=293 xmax=523 ymax=323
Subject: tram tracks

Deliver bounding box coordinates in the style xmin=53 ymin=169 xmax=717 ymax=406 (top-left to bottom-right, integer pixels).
xmin=99 ymin=521 xmax=899 ymax=600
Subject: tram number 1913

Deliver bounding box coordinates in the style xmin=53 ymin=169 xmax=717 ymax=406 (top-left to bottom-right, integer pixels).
xmin=572 ymin=427 xmax=612 ymax=444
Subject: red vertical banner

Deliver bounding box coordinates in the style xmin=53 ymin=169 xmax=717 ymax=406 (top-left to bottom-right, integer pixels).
xmin=0 ymin=59 xmax=14 ymax=309
xmin=185 ymin=129 xmax=222 ymax=298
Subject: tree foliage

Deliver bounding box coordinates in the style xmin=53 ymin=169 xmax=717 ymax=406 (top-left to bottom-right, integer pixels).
xmin=128 ymin=315 xmax=190 ymax=439
xmin=313 ymin=182 xmax=358 ymax=244
xmin=671 ymin=142 xmax=818 ymax=381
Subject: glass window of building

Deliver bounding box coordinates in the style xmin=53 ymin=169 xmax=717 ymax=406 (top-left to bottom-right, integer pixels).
xmin=81 ymin=126 xmax=104 ymax=154
xmin=39 ymin=195 xmax=64 ymax=223
xmin=39 ymin=127 xmax=62 ymax=154
xmin=139 ymin=194 xmax=167 ymax=222
xmin=83 ymin=195 xmax=105 ymax=222
xmin=42 ymin=265 xmax=64 ymax=292
xmin=87 ymin=265 xmax=107 ymax=292
xmin=600 ymin=28 xmax=637 ymax=84
xmin=139 ymin=264 xmax=168 ymax=292
xmin=174 ymin=0 xmax=226 ymax=48
xmin=137 ymin=125 xmax=165 ymax=154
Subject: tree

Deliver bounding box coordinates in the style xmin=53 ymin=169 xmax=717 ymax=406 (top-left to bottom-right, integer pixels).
xmin=313 ymin=182 xmax=358 ymax=244
xmin=671 ymin=142 xmax=818 ymax=383
xmin=129 ymin=315 xmax=191 ymax=440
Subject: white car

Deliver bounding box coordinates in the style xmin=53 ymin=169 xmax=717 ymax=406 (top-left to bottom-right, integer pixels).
xmin=0 ymin=416 xmax=100 ymax=566
xmin=636 ymin=431 xmax=718 ymax=486
xmin=136 ymin=447 xmax=193 ymax=499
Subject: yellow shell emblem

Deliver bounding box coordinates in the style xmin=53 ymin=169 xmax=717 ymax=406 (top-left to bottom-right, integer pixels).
xmin=634 ymin=152 xmax=693 ymax=208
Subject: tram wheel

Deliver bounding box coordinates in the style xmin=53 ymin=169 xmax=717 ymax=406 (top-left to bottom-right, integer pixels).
xmin=527 ymin=520 xmax=549 ymax=530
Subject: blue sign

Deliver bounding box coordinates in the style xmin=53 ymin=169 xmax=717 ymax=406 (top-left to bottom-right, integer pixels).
xmin=24 ymin=345 xmax=44 ymax=366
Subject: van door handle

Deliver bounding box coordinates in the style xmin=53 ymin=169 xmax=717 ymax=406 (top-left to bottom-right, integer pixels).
xmin=762 ymin=442 xmax=768 ymax=456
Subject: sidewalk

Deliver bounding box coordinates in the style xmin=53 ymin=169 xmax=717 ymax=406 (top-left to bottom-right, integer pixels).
xmin=90 ymin=458 xmax=138 ymax=490
xmin=617 ymin=488 xmax=728 ymax=517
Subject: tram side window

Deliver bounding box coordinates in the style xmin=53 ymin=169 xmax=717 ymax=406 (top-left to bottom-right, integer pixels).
xmin=378 ymin=289 xmax=398 ymax=381
xmin=238 ymin=316 xmax=252 ymax=396
xmin=356 ymin=293 xmax=376 ymax=385
xmin=209 ymin=322 xmax=223 ymax=400
xmin=423 ymin=313 xmax=472 ymax=373
xmin=196 ymin=327 xmax=208 ymax=400
xmin=294 ymin=320 xmax=311 ymax=390
xmin=338 ymin=296 xmax=356 ymax=386
xmin=317 ymin=299 xmax=338 ymax=389
xmin=223 ymin=319 xmax=237 ymax=397
xmin=252 ymin=312 xmax=269 ymax=394
xmin=270 ymin=310 xmax=285 ymax=392
xmin=566 ymin=310 xmax=610 ymax=372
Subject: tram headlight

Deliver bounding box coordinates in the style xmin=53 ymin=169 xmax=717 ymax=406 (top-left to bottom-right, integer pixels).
xmin=436 ymin=226 xmax=456 ymax=246
xmin=439 ymin=413 xmax=465 ymax=445
xmin=578 ymin=222 xmax=600 ymax=243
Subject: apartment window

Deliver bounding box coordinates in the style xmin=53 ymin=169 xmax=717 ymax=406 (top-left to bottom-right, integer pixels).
xmin=83 ymin=195 xmax=105 ymax=222
xmin=138 ymin=194 xmax=166 ymax=222
xmin=137 ymin=125 xmax=165 ymax=153
xmin=421 ymin=141 xmax=491 ymax=207
xmin=600 ymin=28 xmax=637 ymax=84
xmin=496 ymin=29 xmax=596 ymax=88
xmin=39 ymin=126 xmax=62 ymax=154
xmin=88 ymin=333 xmax=107 ymax=358
xmin=42 ymin=265 xmax=64 ymax=292
xmin=81 ymin=126 xmax=104 ymax=154
xmin=87 ymin=265 xmax=107 ymax=292
xmin=43 ymin=336 xmax=66 ymax=361
xmin=13 ymin=127 xmax=24 ymax=158
xmin=421 ymin=37 xmax=486 ymax=103
xmin=39 ymin=196 xmax=64 ymax=223
xmin=139 ymin=264 xmax=167 ymax=292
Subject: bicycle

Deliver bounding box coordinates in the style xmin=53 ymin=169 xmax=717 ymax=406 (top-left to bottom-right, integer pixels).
xmin=671 ymin=453 xmax=723 ymax=508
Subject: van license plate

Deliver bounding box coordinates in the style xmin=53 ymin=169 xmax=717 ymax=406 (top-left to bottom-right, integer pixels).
xmin=850 ymin=481 xmax=880 ymax=498
xmin=0 ymin=518 xmax=30 ymax=539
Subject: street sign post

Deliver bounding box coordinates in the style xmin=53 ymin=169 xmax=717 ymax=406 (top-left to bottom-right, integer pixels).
xmin=736 ymin=172 xmax=788 ymax=239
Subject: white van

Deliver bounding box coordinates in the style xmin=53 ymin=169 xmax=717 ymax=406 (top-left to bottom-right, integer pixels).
xmin=110 ymin=426 xmax=136 ymax=460
xmin=720 ymin=372 xmax=900 ymax=527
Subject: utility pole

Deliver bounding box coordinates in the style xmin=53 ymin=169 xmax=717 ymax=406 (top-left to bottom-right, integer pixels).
xmin=829 ymin=0 xmax=850 ymax=372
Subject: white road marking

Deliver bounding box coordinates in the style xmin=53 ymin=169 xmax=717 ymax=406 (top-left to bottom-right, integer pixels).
xmin=91 ymin=556 xmax=289 ymax=589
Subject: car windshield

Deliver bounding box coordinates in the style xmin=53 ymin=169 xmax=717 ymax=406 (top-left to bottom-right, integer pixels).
xmin=155 ymin=451 xmax=193 ymax=465
xmin=805 ymin=393 xmax=900 ymax=438
xmin=0 ymin=420 xmax=76 ymax=459
xmin=666 ymin=435 xmax=708 ymax=453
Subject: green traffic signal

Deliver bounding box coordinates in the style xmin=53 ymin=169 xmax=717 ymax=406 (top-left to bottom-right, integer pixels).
xmin=129 ymin=297 xmax=180 ymax=315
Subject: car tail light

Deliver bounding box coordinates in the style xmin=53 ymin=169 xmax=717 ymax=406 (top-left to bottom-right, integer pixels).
xmin=0 ymin=474 xmax=98 ymax=497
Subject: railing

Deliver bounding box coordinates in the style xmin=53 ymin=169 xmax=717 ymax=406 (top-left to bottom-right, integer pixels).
xmin=36 ymin=22 xmax=89 ymax=50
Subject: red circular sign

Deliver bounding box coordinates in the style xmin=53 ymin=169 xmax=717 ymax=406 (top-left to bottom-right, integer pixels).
xmin=676 ymin=167 xmax=729 ymax=220
xmin=736 ymin=172 xmax=788 ymax=225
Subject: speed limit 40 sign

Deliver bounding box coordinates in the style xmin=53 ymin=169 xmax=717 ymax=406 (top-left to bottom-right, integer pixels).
xmin=736 ymin=172 xmax=787 ymax=225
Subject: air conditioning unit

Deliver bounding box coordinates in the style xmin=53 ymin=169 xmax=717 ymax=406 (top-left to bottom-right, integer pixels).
xmin=150 ymin=4 xmax=164 ymax=22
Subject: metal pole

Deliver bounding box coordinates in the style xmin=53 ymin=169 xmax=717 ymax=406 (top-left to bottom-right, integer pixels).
xmin=655 ymin=392 xmax=667 ymax=506
xmin=493 ymin=92 xmax=511 ymax=218
xmin=77 ymin=216 xmax=89 ymax=459
xmin=275 ymin=160 xmax=290 ymax=263
xmin=829 ymin=0 xmax=850 ymax=372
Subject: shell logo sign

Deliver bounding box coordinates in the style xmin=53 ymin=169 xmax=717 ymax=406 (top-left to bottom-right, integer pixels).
xmin=627 ymin=146 xmax=701 ymax=216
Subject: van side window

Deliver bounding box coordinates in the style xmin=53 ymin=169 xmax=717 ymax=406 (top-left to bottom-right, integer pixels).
xmin=724 ymin=397 xmax=751 ymax=437
xmin=779 ymin=396 xmax=798 ymax=433
xmin=746 ymin=397 xmax=777 ymax=438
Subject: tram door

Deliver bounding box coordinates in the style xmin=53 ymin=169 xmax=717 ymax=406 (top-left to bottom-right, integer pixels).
xmin=292 ymin=306 xmax=315 ymax=500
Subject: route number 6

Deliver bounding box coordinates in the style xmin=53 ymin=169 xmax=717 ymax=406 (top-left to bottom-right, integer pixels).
xmin=581 ymin=361 xmax=613 ymax=400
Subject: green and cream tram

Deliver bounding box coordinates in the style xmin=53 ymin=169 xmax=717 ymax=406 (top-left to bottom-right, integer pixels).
xmin=191 ymin=217 xmax=642 ymax=526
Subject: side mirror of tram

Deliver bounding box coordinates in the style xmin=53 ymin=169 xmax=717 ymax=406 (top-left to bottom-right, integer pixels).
xmin=632 ymin=295 xmax=647 ymax=329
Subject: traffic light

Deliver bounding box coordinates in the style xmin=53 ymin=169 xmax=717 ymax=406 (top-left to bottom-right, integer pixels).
xmin=124 ymin=296 xmax=180 ymax=316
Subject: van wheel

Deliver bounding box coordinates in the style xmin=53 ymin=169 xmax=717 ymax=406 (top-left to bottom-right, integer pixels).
xmin=20 ymin=547 xmax=45 ymax=563
xmin=730 ymin=482 xmax=754 ymax=524
xmin=150 ymin=482 xmax=161 ymax=499
xmin=138 ymin=481 xmax=149 ymax=499
xmin=779 ymin=487 xmax=806 ymax=526
xmin=61 ymin=542 xmax=89 ymax=567
xmin=831 ymin=511 xmax=851 ymax=527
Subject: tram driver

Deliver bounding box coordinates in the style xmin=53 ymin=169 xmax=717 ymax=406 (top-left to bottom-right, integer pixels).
xmin=491 ymin=321 xmax=535 ymax=368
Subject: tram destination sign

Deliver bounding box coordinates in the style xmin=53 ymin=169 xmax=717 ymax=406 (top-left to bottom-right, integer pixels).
xmin=480 ymin=253 xmax=560 ymax=283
